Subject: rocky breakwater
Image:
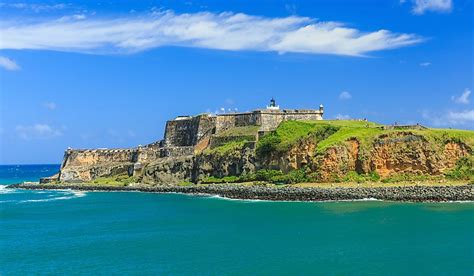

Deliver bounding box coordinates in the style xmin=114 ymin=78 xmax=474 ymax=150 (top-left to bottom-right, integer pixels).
xmin=9 ymin=183 xmax=474 ymax=202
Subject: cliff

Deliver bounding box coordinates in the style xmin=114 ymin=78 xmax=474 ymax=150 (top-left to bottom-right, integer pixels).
xmin=43 ymin=120 xmax=474 ymax=186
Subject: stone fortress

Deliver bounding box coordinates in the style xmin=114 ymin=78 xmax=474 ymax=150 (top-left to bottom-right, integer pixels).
xmin=56 ymin=99 xmax=324 ymax=182
xmin=163 ymin=98 xmax=324 ymax=150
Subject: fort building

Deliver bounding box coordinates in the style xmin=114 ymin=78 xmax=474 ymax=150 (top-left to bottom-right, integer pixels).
xmin=163 ymin=99 xmax=324 ymax=149
xmin=55 ymin=99 xmax=324 ymax=182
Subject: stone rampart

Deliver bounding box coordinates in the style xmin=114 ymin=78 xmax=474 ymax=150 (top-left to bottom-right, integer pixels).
xmin=164 ymin=114 xmax=215 ymax=147
xmin=160 ymin=146 xmax=195 ymax=157
xmin=61 ymin=148 xmax=138 ymax=168
xmin=259 ymin=109 xmax=323 ymax=132
xmin=215 ymin=112 xmax=260 ymax=133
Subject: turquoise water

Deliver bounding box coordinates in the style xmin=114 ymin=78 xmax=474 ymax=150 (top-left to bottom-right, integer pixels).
xmin=1 ymin=165 xmax=473 ymax=275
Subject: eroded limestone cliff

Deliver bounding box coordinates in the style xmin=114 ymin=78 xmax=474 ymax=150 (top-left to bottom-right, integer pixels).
xmin=45 ymin=121 xmax=473 ymax=185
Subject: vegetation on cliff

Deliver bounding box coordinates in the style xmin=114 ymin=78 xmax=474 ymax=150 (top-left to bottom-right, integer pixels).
xmin=207 ymin=120 xmax=474 ymax=184
xmin=256 ymin=121 xmax=339 ymax=156
xmin=53 ymin=119 xmax=473 ymax=186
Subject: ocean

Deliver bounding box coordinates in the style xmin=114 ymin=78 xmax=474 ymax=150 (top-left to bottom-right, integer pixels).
xmin=0 ymin=165 xmax=473 ymax=275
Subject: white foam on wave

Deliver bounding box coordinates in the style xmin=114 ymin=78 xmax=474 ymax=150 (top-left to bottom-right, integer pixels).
xmin=203 ymin=194 xmax=383 ymax=203
xmin=18 ymin=190 xmax=87 ymax=204
xmin=0 ymin=185 xmax=16 ymax=194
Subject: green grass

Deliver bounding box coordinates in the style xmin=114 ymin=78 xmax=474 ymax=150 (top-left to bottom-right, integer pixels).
xmin=316 ymin=126 xmax=384 ymax=154
xmin=177 ymin=181 xmax=195 ymax=186
xmin=445 ymin=157 xmax=474 ymax=181
xmin=201 ymin=175 xmax=240 ymax=184
xmin=255 ymin=119 xmax=473 ymax=159
xmin=408 ymin=128 xmax=474 ymax=148
xmin=215 ymin=126 xmax=260 ymax=137
xmin=92 ymin=174 xmax=137 ymax=186
xmin=256 ymin=121 xmax=339 ymax=156
xmin=309 ymin=120 xmax=382 ymax=128
xmin=205 ymin=140 xmax=249 ymax=156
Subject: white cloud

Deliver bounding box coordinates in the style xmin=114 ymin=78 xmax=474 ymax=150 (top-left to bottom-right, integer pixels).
xmin=335 ymin=114 xmax=351 ymax=120
xmin=339 ymin=91 xmax=352 ymax=100
xmin=446 ymin=110 xmax=474 ymax=123
xmin=0 ymin=10 xmax=423 ymax=56
xmin=422 ymin=109 xmax=474 ymax=127
xmin=0 ymin=3 xmax=67 ymax=12
xmin=16 ymin=124 xmax=63 ymax=140
xmin=419 ymin=62 xmax=431 ymax=66
xmin=43 ymin=102 xmax=57 ymax=110
xmin=0 ymin=56 xmax=20 ymax=70
xmin=412 ymin=0 xmax=452 ymax=14
xmin=58 ymin=14 xmax=87 ymax=21
xmin=451 ymin=89 xmax=471 ymax=105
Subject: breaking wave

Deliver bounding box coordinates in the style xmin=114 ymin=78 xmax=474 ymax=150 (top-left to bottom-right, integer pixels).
xmin=0 ymin=185 xmax=16 ymax=194
xmin=19 ymin=190 xmax=87 ymax=203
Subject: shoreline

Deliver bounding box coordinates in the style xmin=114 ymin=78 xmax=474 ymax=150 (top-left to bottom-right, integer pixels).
xmin=7 ymin=182 xmax=474 ymax=202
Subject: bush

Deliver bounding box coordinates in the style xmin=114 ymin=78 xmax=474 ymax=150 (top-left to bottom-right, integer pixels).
xmin=445 ymin=157 xmax=474 ymax=180
xmin=270 ymin=169 xmax=311 ymax=184
xmin=201 ymin=175 xmax=240 ymax=184
xmin=255 ymin=169 xmax=284 ymax=181
xmin=342 ymin=171 xmax=380 ymax=183
xmin=256 ymin=135 xmax=281 ymax=157
xmin=237 ymin=170 xmax=283 ymax=182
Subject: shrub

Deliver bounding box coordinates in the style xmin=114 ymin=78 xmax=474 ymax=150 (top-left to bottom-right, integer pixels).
xmin=256 ymin=135 xmax=281 ymax=157
xmin=255 ymin=169 xmax=284 ymax=181
xmin=270 ymin=169 xmax=311 ymax=184
xmin=201 ymin=175 xmax=240 ymax=184
xmin=341 ymin=171 xmax=381 ymax=183
xmin=445 ymin=157 xmax=474 ymax=181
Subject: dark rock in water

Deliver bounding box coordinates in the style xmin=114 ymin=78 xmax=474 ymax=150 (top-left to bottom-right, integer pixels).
xmin=9 ymin=183 xmax=474 ymax=202
xmin=39 ymin=174 xmax=59 ymax=184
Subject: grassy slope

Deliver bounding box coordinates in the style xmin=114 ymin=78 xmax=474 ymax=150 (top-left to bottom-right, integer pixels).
xmin=261 ymin=120 xmax=474 ymax=155
xmin=211 ymin=120 xmax=474 ymax=160
xmin=215 ymin=126 xmax=260 ymax=137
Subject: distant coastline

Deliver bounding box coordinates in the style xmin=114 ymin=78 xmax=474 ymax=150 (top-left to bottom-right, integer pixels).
xmin=9 ymin=182 xmax=473 ymax=203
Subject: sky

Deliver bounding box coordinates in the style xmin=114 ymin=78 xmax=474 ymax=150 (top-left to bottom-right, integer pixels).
xmin=0 ymin=0 xmax=473 ymax=164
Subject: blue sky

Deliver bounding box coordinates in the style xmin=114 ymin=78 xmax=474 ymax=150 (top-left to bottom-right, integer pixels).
xmin=0 ymin=0 xmax=472 ymax=164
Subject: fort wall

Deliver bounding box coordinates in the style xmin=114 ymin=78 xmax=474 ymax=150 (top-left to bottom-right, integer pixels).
xmin=215 ymin=112 xmax=261 ymax=133
xmin=61 ymin=148 xmax=138 ymax=169
xmin=55 ymin=103 xmax=325 ymax=183
xmin=164 ymin=115 xmax=215 ymax=147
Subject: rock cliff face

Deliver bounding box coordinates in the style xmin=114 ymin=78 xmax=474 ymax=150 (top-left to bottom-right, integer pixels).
xmin=49 ymin=123 xmax=473 ymax=185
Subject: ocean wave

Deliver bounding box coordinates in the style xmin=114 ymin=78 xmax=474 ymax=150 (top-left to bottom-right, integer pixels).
xmin=18 ymin=190 xmax=87 ymax=204
xmin=203 ymin=194 xmax=382 ymax=203
xmin=0 ymin=185 xmax=16 ymax=194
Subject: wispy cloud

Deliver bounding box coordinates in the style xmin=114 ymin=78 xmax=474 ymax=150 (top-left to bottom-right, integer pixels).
xmin=16 ymin=124 xmax=63 ymax=140
xmin=451 ymin=89 xmax=471 ymax=105
xmin=424 ymin=109 xmax=474 ymax=127
xmin=339 ymin=91 xmax=352 ymax=100
xmin=43 ymin=102 xmax=57 ymax=110
xmin=419 ymin=61 xmax=431 ymax=66
xmin=446 ymin=110 xmax=474 ymax=124
xmin=0 ymin=10 xmax=423 ymax=56
xmin=335 ymin=114 xmax=351 ymax=120
xmin=0 ymin=3 xmax=68 ymax=13
xmin=422 ymin=89 xmax=473 ymax=128
xmin=0 ymin=56 xmax=20 ymax=70
xmin=411 ymin=0 xmax=452 ymax=14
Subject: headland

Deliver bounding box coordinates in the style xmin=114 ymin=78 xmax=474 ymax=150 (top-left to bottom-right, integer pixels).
xmin=15 ymin=99 xmax=473 ymax=202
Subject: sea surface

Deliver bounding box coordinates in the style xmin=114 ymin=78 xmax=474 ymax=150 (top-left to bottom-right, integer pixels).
xmin=1 ymin=165 xmax=473 ymax=275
